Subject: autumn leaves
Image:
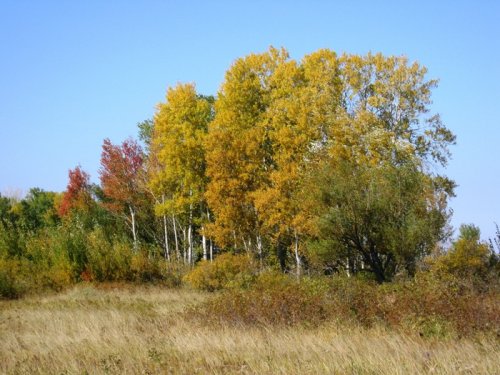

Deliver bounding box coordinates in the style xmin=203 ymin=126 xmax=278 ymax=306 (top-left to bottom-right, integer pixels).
xmin=98 ymin=47 xmax=455 ymax=280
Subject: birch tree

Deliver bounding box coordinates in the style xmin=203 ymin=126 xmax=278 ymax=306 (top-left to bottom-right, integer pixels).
xmin=205 ymin=47 xmax=289 ymax=259
xmin=150 ymin=83 xmax=212 ymax=264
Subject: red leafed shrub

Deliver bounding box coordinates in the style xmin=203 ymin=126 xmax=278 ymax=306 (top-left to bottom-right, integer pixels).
xmin=191 ymin=271 xmax=500 ymax=337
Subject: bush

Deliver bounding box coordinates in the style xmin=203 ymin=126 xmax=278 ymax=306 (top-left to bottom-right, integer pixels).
xmin=0 ymin=258 xmax=30 ymax=298
xmin=130 ymin=249 xmax=189 ymax=286
xmin=192 ymin=271 xmax=500 ymax=337
xmin=193 ymin=272 xmax=333 ymax=326
xmin=24 ymin=231 xmax=74 ymax=291
xmin=87 ymin=229 xmax=132 ymax=282
xmin=183 ymin=253 xmax=257 ymax=291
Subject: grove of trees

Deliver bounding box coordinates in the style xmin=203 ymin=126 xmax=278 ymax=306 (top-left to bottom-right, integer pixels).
xmin=1 ymin=47 xmax=498 ymax=298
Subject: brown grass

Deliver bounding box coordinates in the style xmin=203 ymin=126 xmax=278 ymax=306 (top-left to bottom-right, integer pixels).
xmin=1 ymin=284 xmax=499 ymax=374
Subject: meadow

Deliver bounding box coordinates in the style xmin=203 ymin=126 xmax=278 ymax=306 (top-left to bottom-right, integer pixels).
xmin=1 ymin=284 xmax=498 ymax=375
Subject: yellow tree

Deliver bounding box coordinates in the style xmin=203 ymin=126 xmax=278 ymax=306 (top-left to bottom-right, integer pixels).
xmin=150 ymin=83 xmax=212 ymax=264
xmin=205 ymin=47 xmax=287 ymax=259
xmin=253 ymin=49 xmax=343 ymax=275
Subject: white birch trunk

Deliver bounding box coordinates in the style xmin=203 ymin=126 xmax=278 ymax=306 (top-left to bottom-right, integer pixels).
xmin=182 ymin=226 xmax=187 ymax=264
xmin=202 ymin=226 xmax=207 ymax=261
xmin=172 ymin=214 xmax=180 ymax=261
xmin=294 ymin=231 xmax=301 ymax=278
xmin=161 ymin=195 xmax=170 ymax=260
xmin=257 ymin=234 xmax=263 ymax=269
xmin=188 ymin=224 xmax=193 ymax=265
xmin=129 ymin=205 xmax=138 ymax=250
xmin=188 ymin=202 xmax=193 ymax=265
xmin=163 ymin=214 xmax=170 ymax=261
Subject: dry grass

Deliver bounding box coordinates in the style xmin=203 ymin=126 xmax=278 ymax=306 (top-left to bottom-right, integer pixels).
xmin=0 ymin=284 xmax=498 ymax=374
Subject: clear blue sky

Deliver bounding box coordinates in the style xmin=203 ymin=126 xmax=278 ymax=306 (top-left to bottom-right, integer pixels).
xmin=1 ymin=1 xmax=499 ymax=240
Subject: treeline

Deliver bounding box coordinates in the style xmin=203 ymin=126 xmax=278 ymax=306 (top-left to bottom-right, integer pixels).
xmin=1 ymin=47 xmax=499 ymax=298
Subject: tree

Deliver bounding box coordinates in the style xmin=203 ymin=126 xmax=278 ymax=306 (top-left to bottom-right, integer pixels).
xmin=205 ymin=48 xmax=286 ymax=259
xmin=137 ymin=119 xmax=154 ymax=153
xmin=309 ymin=159 xmax=451 ymax=282
xmin=15 ymin=188 xmax=60 ymax=232
xmin=293 ymin=52 xmax=456 ymax=281
xmin=433 ymin=224 xmax=493 ymax=279
xmin=58 ymin=166 xmax=93 ymax=218
xmin=150 ymin=83 xmax=213 ymax=263
xmin=99 ymin=138 xmax=145 ymax=249
xmin=253 ymin=49 xmax=343 ymax=275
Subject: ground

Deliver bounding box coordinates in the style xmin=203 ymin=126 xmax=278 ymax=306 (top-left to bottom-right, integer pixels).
xmin=1 ymin=284 xmax=498 ymax=374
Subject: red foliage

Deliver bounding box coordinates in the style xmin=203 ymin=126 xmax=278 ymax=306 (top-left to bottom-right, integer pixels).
xmin=99 ymin=138 xmax=144 ymax=213
xmin=58 ymin=166 xmax=91 ymax=217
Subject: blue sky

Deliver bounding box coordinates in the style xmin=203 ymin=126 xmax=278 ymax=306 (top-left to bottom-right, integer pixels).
xmin=0 ymin=1 xmax=499 ymax=240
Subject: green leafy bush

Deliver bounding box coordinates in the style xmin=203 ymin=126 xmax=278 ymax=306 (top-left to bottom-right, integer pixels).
xmin=24 ymin=231 xmax=74 ymax=291
xmin=0 ymin=258 xmax=30 ymax=298
xmin=87 ymin=229 xmax=132 ymax=282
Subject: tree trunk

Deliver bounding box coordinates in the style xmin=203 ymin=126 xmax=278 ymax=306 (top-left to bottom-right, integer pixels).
xmin=202 ymin=226 xmax=207 ymax=261
xmin=256 ymin=234 xmax=263 ymax=269
xmin=129 ymin=205 xmax=138 ymax=250
xmin=188 ymin=203 xmax=193 ymax=265
xmin=294 ymin=231 xmax=301 ymax=278
xmin=161 ymin=195 xmax=170 ymax=260
xmin=206 ymin=210 xmax=213 ymax=262
xmin=163 ymin=214 xmax=170 ymax=261
xmin=182 ymin=226 xmax=187 ymax=264
xmin=188 ymin=224 xmax=193 ymax=265
xmin=172 ymin=214 xmax=180 ymax=261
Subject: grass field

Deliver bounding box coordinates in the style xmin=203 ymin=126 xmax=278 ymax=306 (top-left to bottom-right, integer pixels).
xmin=1 ymin=284 xmax=499 ymax=374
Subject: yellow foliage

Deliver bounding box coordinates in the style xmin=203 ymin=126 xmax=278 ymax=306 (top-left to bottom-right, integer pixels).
xmin=183 ymin=253 xmax=257 ymax=291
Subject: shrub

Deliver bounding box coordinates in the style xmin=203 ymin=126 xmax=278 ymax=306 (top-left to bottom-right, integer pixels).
xmin=192 ymin=271 xmax=500 ymax=337
xmin=183 ymin=253 xmax=257 ymax=291
xmin=130 ymin=249 xmax=161 ymax=282
xmin=431 ymin=224 xmax=493 ymax=281
xmin=0 ymin=258 xmax=30 ymax=298
xmin=24 ymin=231 xmax=74 ymax=291
xmin=130 ymin=249 xmax=189 ymax=286
xmin=87 ymin=229 xmax=132 ymax=281
xmin=157 ymin=260 xmax=190 ymax=287
xmin=194 ymin=272 xmax=333 ymax=326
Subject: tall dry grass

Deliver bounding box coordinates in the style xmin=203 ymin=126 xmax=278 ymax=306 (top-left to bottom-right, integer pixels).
xmin=1 ymin=284 xmax=498 ymax=374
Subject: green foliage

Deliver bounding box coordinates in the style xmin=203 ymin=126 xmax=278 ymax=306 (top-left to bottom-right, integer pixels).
xmin=137 ymin=119 xmax=154 ymax=152
xmin=308 ymin=159 xmax=451 ymax=282
xmin=0 ymin=258 xmax=30 ymax=298
xmin=16 ymin=188 xmax=60 ymax=232
xmin=183 ymin=253 xmax=257 ymax=291
xmin=24 ymin=230 xmax=74 ymax=291
xmin=86 ymin=229 xmax=133 ymax=282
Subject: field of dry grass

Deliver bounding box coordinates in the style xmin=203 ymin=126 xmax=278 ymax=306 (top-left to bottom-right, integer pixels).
xmin=1 ymin=284 xmax=499 ymax=374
